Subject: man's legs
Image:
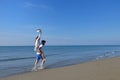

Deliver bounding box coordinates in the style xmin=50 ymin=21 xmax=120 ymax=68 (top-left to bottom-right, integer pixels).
xmin=40 ymin=53 xmax=46 ymax=69
xmin=32 ymin=59 xmax=39 ymax=71
xmin=32 ymin=54 xmax=40 ymax=71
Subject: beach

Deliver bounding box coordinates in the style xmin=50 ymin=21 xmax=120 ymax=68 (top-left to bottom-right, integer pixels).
xmin=1 ymin=57 xmax=120 ymax=80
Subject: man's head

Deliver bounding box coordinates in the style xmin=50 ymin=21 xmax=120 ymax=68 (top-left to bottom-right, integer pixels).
xmin=41 ymin=40 xmax=46 ymax=45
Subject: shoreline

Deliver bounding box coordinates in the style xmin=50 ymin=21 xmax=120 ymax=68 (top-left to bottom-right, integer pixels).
xmin=1 ymin=57 xmax=120 ymax=80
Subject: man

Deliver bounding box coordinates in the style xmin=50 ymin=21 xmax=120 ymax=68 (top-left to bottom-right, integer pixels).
xmin=33 ymin=40 xmax=46 ymax=71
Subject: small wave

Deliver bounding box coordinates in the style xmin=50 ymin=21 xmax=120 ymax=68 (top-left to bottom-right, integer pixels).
xmin=45 ymin=58 xmax=83 ymax=69
xmin=0 ymin=53 xmax=59 ymax=63
xmin=0 ymin=57 xmax=34 ymax=62
xmin=45 ymin=53 xmax=59 ymax=57
xmin=45 ymin=59 xmax=73 ymax=68
xmin=96 ymin=50 xmax=120 ymax=60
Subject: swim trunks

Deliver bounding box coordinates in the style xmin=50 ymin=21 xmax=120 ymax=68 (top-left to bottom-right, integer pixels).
xmin=36 ymin=54 xmax=42 ymax=60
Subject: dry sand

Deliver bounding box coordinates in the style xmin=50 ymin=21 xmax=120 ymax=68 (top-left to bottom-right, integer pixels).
xmin=1 ymin=57 xmax=120 ymax=80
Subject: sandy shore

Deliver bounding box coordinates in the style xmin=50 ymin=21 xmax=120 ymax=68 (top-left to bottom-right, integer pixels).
xmin=1 ymin=57 xmax=120 ymax=80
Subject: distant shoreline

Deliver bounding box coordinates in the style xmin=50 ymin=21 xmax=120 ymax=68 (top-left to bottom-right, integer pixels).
xmin=0 ymin=45 xmax=120 ymax=47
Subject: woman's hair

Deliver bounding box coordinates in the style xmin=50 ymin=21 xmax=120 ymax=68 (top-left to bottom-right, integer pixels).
xmin=35 ymin=36 xmax=38 ymax=40
xmin=35 ymin=36 xmax=40 ymax=40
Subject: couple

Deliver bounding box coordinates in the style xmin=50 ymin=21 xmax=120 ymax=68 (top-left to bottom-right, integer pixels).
xmin=32 ymin=29 xmax=46 ymax=71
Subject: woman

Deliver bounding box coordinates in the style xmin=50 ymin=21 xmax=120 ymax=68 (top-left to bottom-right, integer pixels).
xmin=34 ymin=29 xmax=42 ymax=52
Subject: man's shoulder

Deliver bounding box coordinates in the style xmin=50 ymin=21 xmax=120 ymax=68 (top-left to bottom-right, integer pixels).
xmin=39 ymin=44 xmax=43 ymax=48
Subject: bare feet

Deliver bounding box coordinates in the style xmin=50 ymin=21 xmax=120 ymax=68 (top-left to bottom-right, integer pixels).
xmin=39 ymin=65 xmax=44 ymax=70
xmin=32 ymin=67 xmax=37 ymax=71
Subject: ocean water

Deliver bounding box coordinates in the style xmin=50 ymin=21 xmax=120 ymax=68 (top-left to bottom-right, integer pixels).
xmin=0 ymin=45 xmax=120 ymax=77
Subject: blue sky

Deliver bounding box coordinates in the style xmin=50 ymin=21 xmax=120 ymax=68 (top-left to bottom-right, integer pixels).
xmin=0 ymin=0 xmax=120 ymax=46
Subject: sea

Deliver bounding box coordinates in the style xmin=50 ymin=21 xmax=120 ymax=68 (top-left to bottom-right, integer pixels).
xmin=0 ymin=45 xmax=120 ymax=77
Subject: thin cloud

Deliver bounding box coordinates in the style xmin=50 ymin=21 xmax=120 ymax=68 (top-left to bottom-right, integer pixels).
xmin=23 ymin=2 xmax=51 ymax=10
xmin=24 ymin=2 xmax=37 ymax=8
xmin=39 ymin=4 xmax=49 ymax=9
